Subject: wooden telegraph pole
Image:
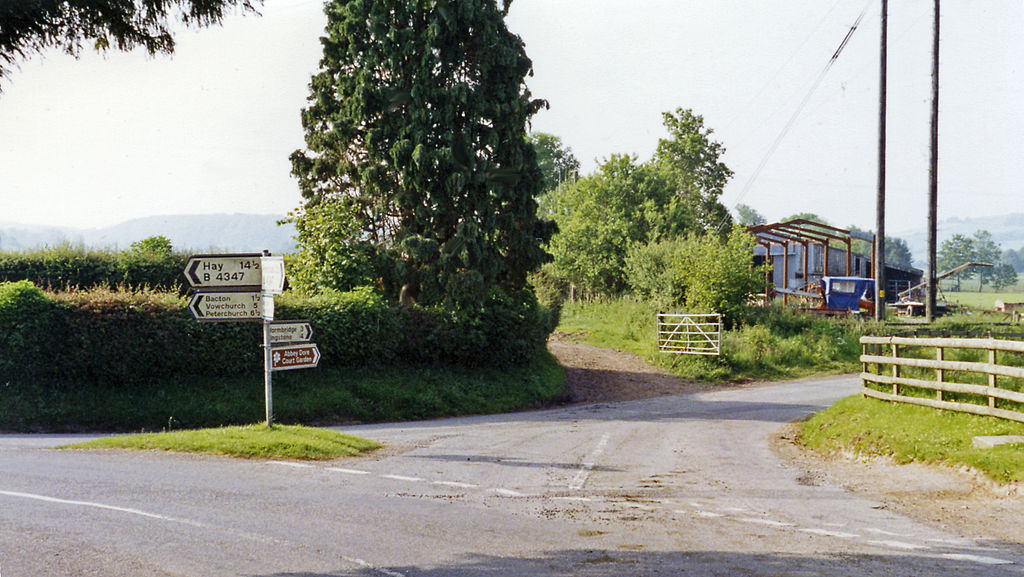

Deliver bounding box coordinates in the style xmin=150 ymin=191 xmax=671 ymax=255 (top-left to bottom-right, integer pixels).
xmin=874 ymin=0 xmax=888 ymax=322
xmin=926 ymin=0 xmax=940 ymax=322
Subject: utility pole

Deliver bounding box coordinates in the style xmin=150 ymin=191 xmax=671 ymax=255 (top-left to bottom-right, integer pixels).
xmin=874 ymin=0 xmax=888 ymax=322
xmin=926 ymin=0 xmax=940 ymax=322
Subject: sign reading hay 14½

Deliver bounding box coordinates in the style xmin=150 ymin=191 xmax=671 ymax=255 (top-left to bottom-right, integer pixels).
xmin=184 ymin=254 xmax=263 ymax=289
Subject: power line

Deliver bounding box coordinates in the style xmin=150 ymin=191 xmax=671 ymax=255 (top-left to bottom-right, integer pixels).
xmin=721 ymin=0 xmax=845 ymax=135
xmin=723 ymin=0 xmax=873 ymax=229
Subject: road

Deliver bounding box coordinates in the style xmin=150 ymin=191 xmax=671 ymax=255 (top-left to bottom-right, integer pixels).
xmin=2 ymin=374 xmax=1022 ymax=576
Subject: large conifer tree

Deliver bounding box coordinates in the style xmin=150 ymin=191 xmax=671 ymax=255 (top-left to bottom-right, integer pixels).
xmin=290 ymin=0 xmax=553 ymax=306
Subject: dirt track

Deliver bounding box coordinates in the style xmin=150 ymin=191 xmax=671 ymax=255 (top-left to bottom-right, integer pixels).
xmin=547 ymin=333 xmax=1024 ymax=545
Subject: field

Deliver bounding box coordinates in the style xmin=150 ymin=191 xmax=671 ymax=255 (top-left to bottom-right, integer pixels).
xmin=943 ymin=290 xmax=1024 ymax=310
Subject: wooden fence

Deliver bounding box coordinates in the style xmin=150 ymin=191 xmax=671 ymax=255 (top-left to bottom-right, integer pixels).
xmin=860 ymin=335 xmax=1024 ymax=423
xmin=657 ymin=313 xmax=721 ymax=356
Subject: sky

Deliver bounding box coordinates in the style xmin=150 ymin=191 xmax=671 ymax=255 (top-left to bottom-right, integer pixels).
xmin=0 ymin=0 xmax=1022 ymax=238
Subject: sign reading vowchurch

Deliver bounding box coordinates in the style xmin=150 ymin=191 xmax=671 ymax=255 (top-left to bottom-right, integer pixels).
xmin=184 ymin=252 xmax=320 ymax=425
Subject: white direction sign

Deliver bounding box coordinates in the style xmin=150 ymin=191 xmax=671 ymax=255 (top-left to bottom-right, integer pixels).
xmin=188 ymin=291 xmax=262 ymax=321
xmin=185 ymin=254 xmax=263 ymax=289
xmin=268 ymin=320 xmax=314 ymax=345
xmin=261 ymin=256 xmax=286 ymax=294
xmin=270 ymin=343 xmax=321 ymax=371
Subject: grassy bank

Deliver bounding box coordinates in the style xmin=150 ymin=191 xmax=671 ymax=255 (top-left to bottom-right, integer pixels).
xmin=557 ymin=298 xmax=873 ymax=382
xmin=800 ymin=395 xmax=1024 ymax=483
xmin=0 ymin=351 xmax=565 ymax=433
xmin=62 ymin=424 xmax=381 ymax=460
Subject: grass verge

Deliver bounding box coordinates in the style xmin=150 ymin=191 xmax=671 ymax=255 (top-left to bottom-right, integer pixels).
xmin=799 ymin=395 xmax=1024 ymax=483
xmin=557 ymin=298 xmax=870 ymax=383
xmin=1 ymin=350 xmax=565 ymax=433
xmin=61 ymin=424 xmax=381 ymax=460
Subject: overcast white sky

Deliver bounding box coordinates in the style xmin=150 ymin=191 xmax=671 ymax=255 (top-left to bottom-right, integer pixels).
xmin=0 ymin=0 xmax=1021 ymax=236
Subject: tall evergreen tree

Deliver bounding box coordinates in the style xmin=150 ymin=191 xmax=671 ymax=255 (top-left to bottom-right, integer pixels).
xmin=290 ymin=0 xmax=553 ymax=306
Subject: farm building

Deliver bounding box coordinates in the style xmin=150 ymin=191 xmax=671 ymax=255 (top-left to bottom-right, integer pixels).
xmin=749 ymin=219 xmax=923 ymax=303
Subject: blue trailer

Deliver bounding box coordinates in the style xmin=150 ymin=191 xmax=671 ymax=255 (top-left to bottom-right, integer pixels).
xmin=820 ymin=276 xmax=875 ymax=313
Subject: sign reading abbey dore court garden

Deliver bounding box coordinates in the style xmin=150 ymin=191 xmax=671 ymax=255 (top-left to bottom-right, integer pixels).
xmin=184 ymin=253 xmax=320 ymax=425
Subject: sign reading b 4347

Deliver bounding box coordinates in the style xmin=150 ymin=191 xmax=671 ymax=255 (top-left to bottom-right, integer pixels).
xmin=184 ymin=254 xmax=263 ymax=289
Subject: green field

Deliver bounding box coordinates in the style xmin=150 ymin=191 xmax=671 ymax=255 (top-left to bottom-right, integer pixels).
xmin=942 ymin=290 xmax=1024 ymax=310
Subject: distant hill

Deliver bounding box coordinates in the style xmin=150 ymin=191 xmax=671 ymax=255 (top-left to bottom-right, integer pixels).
xmin=0 ymin=214 xmax=297 ymax=254
xmin=892 ymin=213 xmax=1024 ymax=268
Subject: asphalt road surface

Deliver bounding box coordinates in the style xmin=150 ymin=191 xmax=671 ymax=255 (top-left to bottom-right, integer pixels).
xmin=2 ymin=374 xmax=1023 ymax=576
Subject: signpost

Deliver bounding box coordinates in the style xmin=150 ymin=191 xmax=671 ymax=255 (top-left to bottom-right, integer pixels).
xmin=270 ymin=343 xmax=321 ymax=371
xmin=184 ymin=254 xmax=264 ymax=289
xmin=184 ymin=251 xmax=320 ymax=426
xmin=187 ymin=291 xmax=261 ymax=321
xmin=268 ymin=320 xmax=314 ymax=345
xmin=260 ymin=256 xmax=285 ymax=294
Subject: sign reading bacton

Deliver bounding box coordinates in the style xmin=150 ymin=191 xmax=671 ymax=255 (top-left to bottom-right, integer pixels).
xmin=184 ymin=250 xmax=322 ymax=426
xmin=187 ymin=291 xmax=261 ymax=321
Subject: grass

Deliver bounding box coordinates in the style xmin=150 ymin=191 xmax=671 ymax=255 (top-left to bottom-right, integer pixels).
xmin=557 ymin=298 xmax=872 ymax=383
xmin=61 ymin=424 xmax=381 ymax=460
xmin=943 ymin=290 xmax=1024 ymax=311
xmin=0 ymin=351 xmax=565 ymax=433
xmin=800 ymin=395 xmax=1024 ymax=483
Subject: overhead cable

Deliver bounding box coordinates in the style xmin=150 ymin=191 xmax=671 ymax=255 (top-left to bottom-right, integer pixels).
xmin=722 ymin=0 xmax=873 ymax=231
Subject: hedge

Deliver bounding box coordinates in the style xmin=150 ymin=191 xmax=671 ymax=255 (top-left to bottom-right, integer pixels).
xmin=0 ymin=246 xmax=189 ymax=293
xmin=0 ymin=282 xmax=556 ymax=388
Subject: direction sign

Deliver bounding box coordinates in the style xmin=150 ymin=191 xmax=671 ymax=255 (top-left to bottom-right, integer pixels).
xmin=261 ymin=256 xmax=286 ymax=294
xmin=270 ymin=343 xmax=320 ymax=371
xmin=268 ymin=320 xmax=314 ymax=345
xmin=188 ymin=291 xmax=261 ymax=321
xmin=184 ymin=254 xmax=263 ymax=289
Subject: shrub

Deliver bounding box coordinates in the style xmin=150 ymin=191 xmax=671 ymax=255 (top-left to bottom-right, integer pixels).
xmin=626 ymin=226 xmax=768 ymax=324
xmin=0 ymin=243 xmax=189 ymax=293
xmin=277 ymin=286 xmax=400 ymax=366
xmin=0 ymin=282 xmax=557 ymax=389
xmin=0 ymin=280 xmax=58 ymax=380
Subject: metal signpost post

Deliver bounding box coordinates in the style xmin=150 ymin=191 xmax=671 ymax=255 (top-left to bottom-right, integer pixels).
xmin=184 ymin=252 xmax=320 ymax=427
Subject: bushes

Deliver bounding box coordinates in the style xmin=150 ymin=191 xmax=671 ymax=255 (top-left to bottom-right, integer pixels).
xmin=0 ymin=281 xmax=58 ymax=381
xmin=625 ymin=226 xmax=768 ymax=325
xmin=0 ymin=243 xmax=189 ymax=293
xmin=0 ymin=282 xmax=556 ymax=390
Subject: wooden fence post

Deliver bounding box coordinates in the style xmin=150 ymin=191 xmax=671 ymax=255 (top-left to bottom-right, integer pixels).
xmin=891 ymin=342 xmax=899 ymax=396
xmin=936 ymin=346 xmax=944 ymax=402
xmin=989 ymin=347 xmax=998 ymax=409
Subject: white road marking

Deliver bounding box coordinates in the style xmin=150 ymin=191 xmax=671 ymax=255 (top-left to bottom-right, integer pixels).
xmin=941 ymin=553 xmax=1014 ymax=566
xmin=0 ymin=489 xmax=407 ymax=577
xmin=569 ymin=433 xmax=610 ymax=490
xmin=381 ymin=474 xmax=424 ymax=482
xmin=494 ymin=488 xmax=525 ymax=497
xmin=327 ymin=467 xmax=372 ymax=475
xmin=862 ymin=527 xmax=902 ymax=537
xmin=270 ymin=461 xmax=314 ymax=469
xmin=553 ymin=496 xmax=593 ymax=502
xmin=432 ymin=481 xmax=478 ymax=488
xmin=339 ymin=555 xmax=409 ymax=577
xmin=736 ymin=517 xmax=795 ymax=528
xmin=799 ymin=528 xmax=860 ymax=539
xmin=867 ymin=540 xmax=928 ymax=551
xmin=0 ymin=489 xmax=208 ymax=528
xmin=691 ymin=510 xmax=724 ymax=518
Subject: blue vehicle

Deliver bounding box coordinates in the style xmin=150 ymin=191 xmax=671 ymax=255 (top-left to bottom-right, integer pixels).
xmin=820 ymin=277 xmax=875 ymax=313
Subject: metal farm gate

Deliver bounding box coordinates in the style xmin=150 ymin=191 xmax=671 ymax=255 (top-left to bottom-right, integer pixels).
xmin=657 ymin=313 xmax=722 ymax=356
